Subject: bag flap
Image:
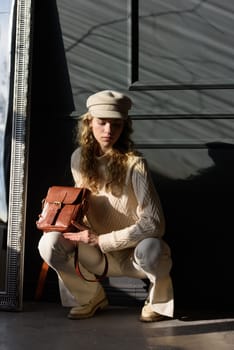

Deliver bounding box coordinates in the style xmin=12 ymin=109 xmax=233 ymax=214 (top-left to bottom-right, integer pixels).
xmin=45 ymin=186 xmax=87 ymax=204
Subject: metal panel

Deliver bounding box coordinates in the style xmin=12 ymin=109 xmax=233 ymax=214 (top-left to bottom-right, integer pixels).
xmin=130 ymin=0 xmax=234 ymax=90
xmin=0 ymin=0 xmax=33 ymax=310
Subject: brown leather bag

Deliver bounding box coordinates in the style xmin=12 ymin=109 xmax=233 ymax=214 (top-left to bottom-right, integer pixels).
xmin=36 ymin=186 xmax=90 ymax=232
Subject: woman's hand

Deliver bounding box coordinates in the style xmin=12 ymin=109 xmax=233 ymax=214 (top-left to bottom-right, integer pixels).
xmin=63 ymin=229 xmax=99 ymax=246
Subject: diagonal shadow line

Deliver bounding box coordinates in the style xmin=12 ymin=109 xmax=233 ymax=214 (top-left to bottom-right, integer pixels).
xmin=140 ymin=0 xmax=224 ymax=35
xmin=65 ymin=16 xmax=130 ymax=52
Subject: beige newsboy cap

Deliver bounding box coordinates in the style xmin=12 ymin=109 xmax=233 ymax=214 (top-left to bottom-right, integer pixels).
xmin=86 ymin=90 xmax=132 ymax=119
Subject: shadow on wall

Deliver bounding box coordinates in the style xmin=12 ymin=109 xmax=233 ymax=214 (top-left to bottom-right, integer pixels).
xmin=154 ymin=142 xmax=234 ymax=311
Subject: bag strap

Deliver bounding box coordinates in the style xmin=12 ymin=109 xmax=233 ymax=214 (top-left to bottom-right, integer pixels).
xmin=35 ymin=261 xmax=50 ymax=300
xmin=74 ymin=244 xmax=108 ymax=282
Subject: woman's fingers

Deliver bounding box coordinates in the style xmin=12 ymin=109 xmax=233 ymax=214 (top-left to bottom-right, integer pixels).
xmin=63 ymin=230 xmax=99 ymax=246
xmin=63 ymin=230 xmax=90 ymax=244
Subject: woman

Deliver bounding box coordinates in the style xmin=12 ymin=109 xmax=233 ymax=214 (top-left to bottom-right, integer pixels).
xmin=38 ymin=90 xmax=174 ymax=321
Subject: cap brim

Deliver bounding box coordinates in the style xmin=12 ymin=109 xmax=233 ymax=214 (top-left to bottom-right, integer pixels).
xmin=89 ymin=110 xmax=127 ymax=119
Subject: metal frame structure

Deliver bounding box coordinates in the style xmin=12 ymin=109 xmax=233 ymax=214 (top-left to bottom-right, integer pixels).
xmin=0 ymin=0 xmax=33 ymax=310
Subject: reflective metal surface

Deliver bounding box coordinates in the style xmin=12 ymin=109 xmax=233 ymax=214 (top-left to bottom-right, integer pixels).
xmin=0 ymin=0 xmax=33 ymax=310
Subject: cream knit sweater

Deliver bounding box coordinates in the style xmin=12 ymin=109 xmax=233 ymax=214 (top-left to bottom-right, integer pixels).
xmin=71 ymin=148 xmax=165 ymax=254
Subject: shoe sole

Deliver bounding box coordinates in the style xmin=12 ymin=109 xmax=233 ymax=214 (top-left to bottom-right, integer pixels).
xmin=68 ymin=298 xmax=109 ymax=320
xmin=139 ymin=314 xmax=168 ymax=322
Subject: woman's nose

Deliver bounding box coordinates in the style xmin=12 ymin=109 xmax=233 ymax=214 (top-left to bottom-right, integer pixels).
xmin=104 ymin=123 xmax=111 ymax=133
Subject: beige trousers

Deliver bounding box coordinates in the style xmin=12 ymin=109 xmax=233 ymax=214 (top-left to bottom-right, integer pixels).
xmin=38 ymin=232 xmax=174 ymax=317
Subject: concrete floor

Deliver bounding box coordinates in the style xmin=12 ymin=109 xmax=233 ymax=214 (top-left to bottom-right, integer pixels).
xmin=0 ymin=302 xmax=234 ymax=350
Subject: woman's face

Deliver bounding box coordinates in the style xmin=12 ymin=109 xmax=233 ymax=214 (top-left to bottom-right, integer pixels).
xmin=90 ymin=117 xmax=124 ymax=154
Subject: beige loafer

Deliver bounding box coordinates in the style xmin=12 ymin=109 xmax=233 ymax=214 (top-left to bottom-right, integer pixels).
xmin=140 ymin=303 xmax=168 ymax=322
xmin=68 ymin=288 xmax=108 ymax=320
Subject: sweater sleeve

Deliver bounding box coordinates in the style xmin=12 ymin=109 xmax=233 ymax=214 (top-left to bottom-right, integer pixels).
xmin=70 ymin=148 xmax=84 ymax=187
xmin=98 ymin=158 xmax=165 ymax=253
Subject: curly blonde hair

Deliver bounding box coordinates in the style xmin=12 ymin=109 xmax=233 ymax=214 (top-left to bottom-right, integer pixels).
xmin=75 ymin=113 xmax=138 ymax=195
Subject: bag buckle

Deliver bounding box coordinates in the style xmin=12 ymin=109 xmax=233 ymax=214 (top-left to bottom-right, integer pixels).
xmin=52 ymin=201 xmax=62 ymax=208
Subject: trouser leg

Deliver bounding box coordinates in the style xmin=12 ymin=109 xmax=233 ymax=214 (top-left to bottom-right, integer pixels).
xmin=38 ymin=233 xmax=174 ymax=316
xmin=133 ymin=238 xmax=174 ymax=317
xmin=38 ymin=231 xmax=106 ymax=306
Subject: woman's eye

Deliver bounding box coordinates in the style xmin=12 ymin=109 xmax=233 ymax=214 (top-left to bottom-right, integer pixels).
xmin=97 ymin=120 xmax=105 ymax=125
xmin=96 ymin=119 xmax=123 ymax=127
xmin=112 ymin=122 xmax=123 ymax=127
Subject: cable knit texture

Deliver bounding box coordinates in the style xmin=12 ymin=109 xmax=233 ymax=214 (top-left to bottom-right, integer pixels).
xmin=71 ymin=148 xmax=165 ymax=253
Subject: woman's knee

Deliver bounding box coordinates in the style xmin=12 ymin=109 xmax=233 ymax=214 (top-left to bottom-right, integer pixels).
xmin=38 ymin=231 xmax=73 ymax=263
xmin=38 ymin=231 xmax=59 ymax=255
xmin=134 ymin=238 xmax=162 ymax=272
